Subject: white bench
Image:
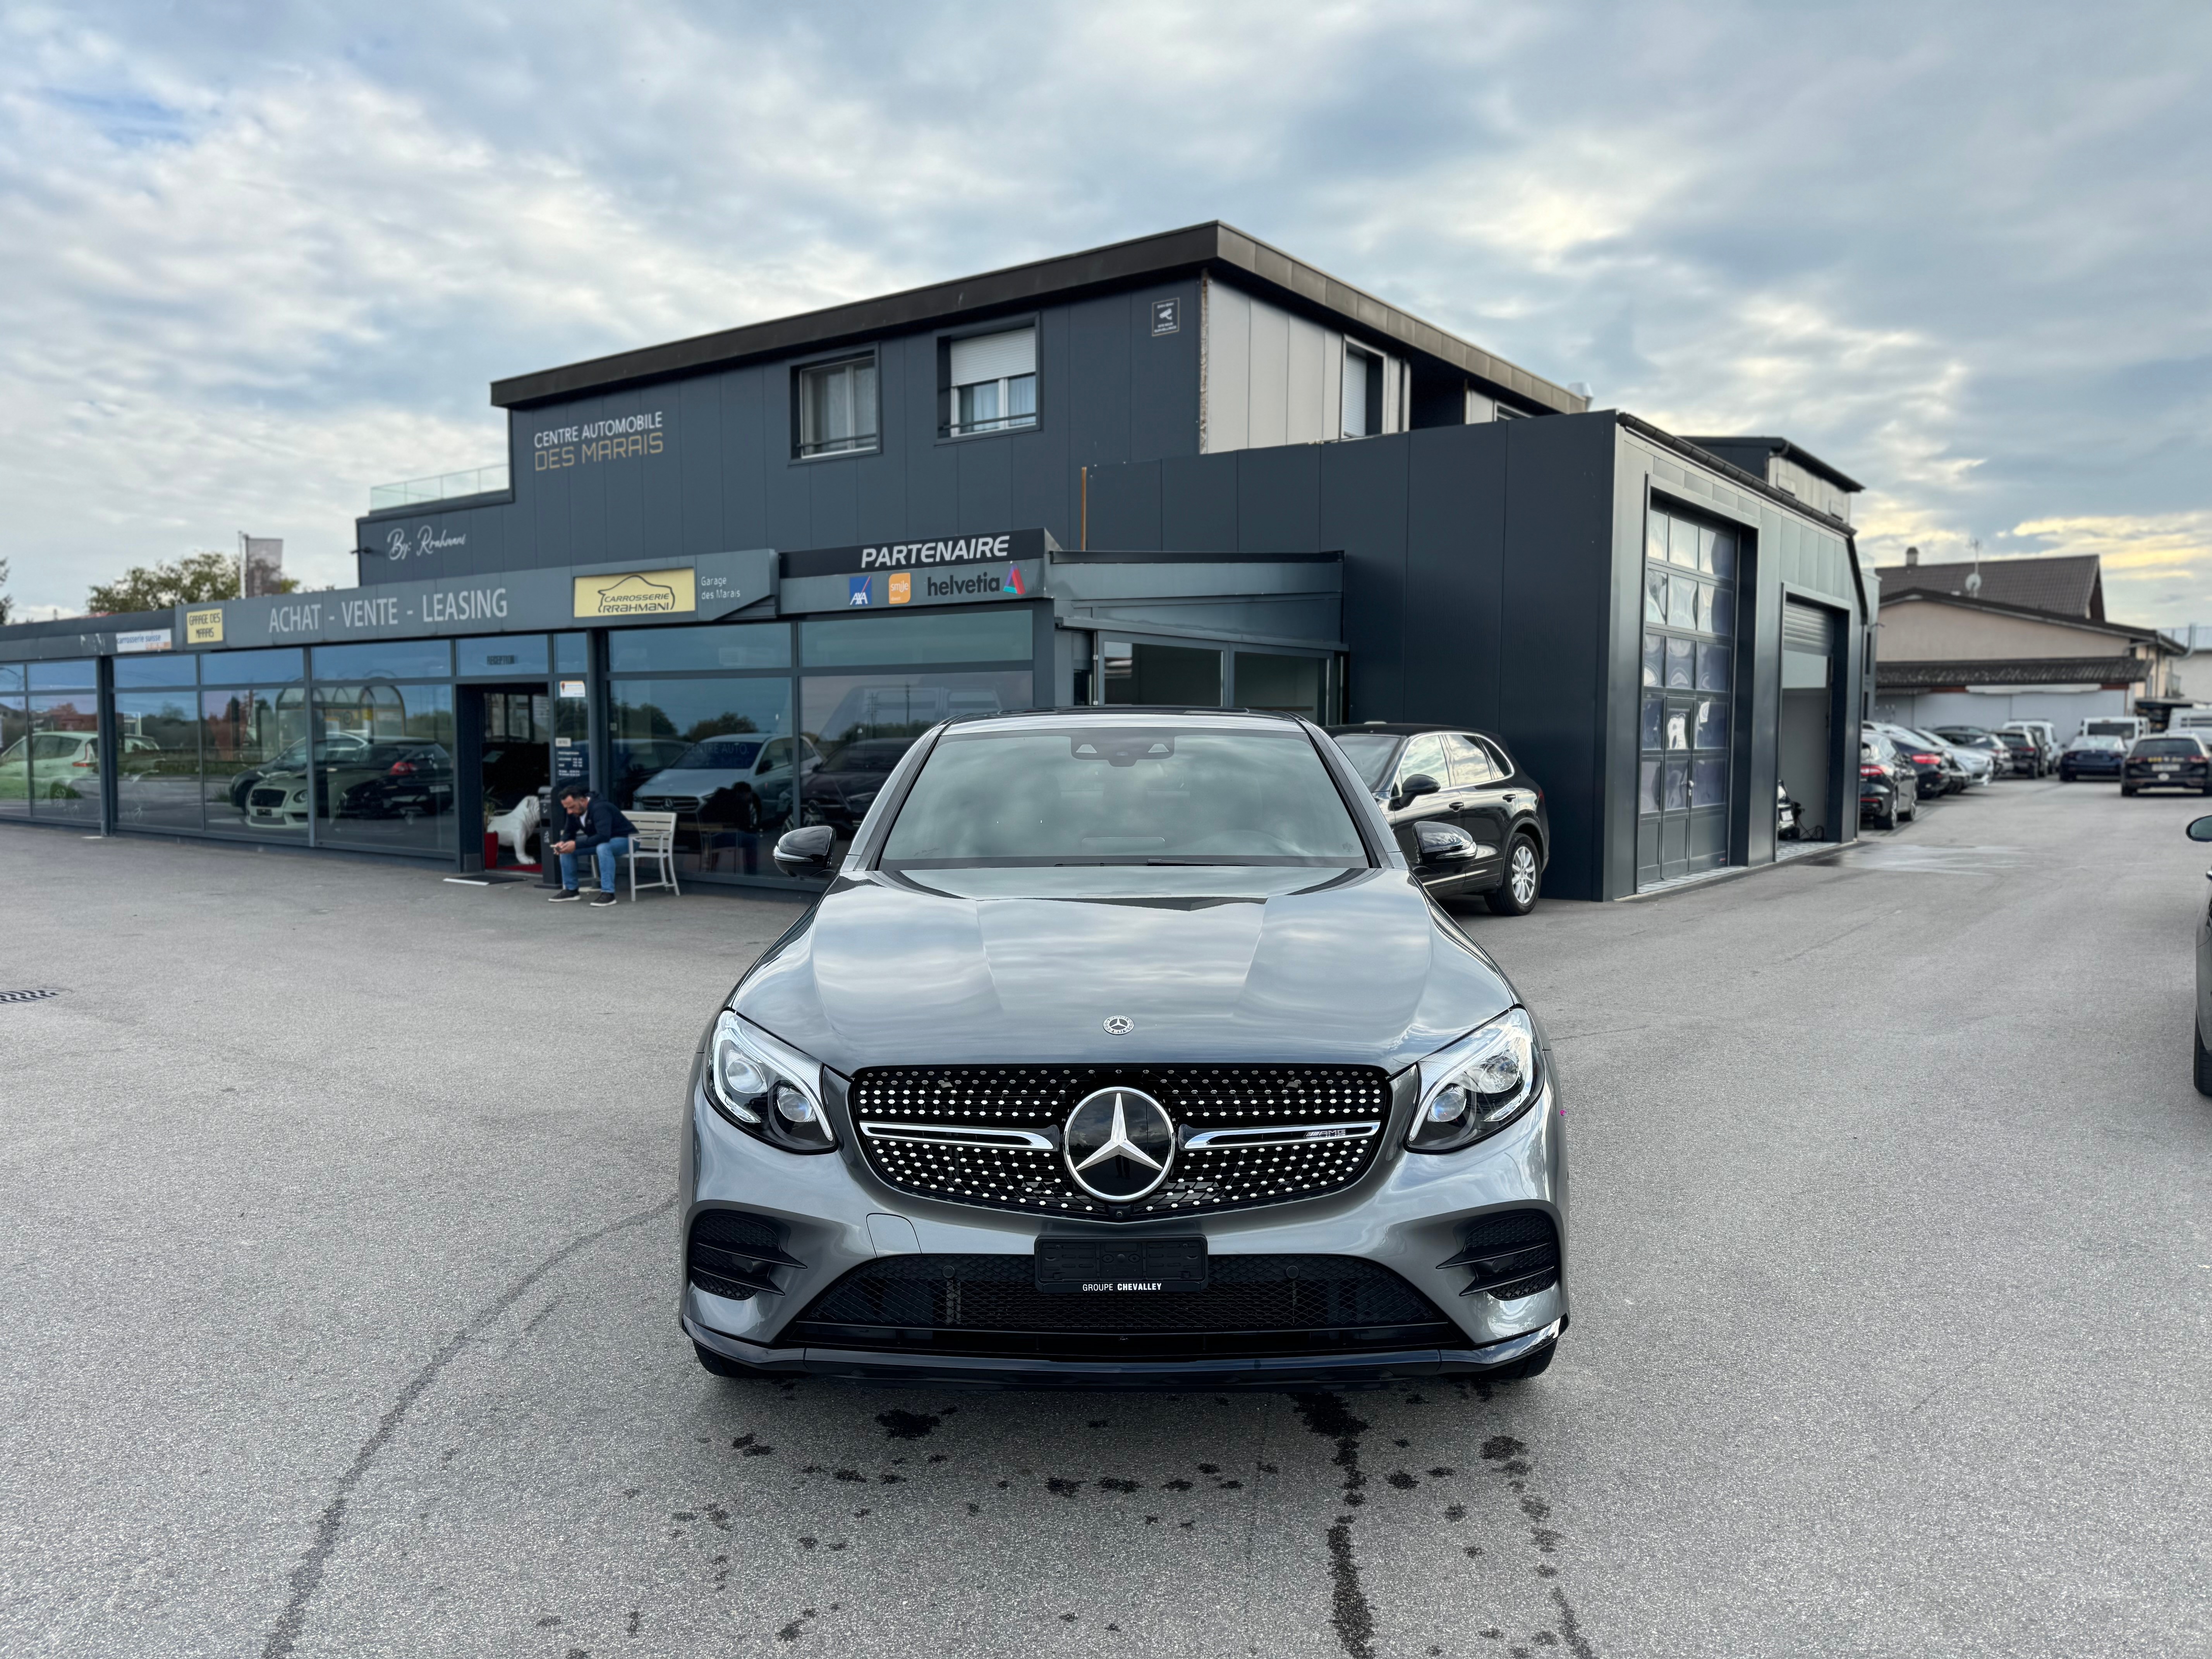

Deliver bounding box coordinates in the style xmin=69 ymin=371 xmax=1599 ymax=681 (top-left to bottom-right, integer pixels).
xmin=625 ymin=810 xmax=680 ymax=900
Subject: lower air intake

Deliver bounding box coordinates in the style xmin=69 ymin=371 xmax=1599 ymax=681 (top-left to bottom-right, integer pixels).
xmin=686 ymin=1210 xmax=805 ymax=1302
xmin=787 ymin=1253 xmax=1458 ymax=1360
xmin=1439 ymin=1211 xmax=1559 ymax=1301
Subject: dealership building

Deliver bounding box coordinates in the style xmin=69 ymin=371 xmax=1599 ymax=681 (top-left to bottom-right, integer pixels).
xmin=0 ymin=222 xmax=1870 ymax=898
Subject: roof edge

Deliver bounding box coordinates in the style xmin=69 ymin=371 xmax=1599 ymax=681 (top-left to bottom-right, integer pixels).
xmin=1876 ymin=588 xmax=2176 ymax=648
xmin=1677 ymin=435 xmax=1865 ymax=493
xmin=489 ymin=221 xmax=1589 ymax=414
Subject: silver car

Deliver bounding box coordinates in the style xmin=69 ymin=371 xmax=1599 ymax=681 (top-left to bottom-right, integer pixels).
xmin=678 ymin=708 xmax=1568 ymax=1390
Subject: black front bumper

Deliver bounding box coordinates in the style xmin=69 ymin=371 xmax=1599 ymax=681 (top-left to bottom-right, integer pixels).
xmin=684 ymin=1313 xmax=1561 ymax=1390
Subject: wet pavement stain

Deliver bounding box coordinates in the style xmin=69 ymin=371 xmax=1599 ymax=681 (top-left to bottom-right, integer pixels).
xmin=1293 ymin=1392 xmax=1375 ymax=1659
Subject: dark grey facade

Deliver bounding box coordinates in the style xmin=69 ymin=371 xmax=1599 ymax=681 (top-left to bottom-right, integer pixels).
xmin=0 ymin=222 xmax=1866 ymax=899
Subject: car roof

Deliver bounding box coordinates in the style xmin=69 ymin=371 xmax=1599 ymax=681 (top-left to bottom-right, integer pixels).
xmin=944 ymin=706 xmax=1311 ymax=732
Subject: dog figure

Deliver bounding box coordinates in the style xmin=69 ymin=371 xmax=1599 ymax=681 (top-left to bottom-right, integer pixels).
xmin=488 ymin=793 xmax=540 ymax=864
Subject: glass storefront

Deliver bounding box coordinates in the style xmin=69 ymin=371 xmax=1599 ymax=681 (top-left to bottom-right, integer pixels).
xmin=0 ymin=662 xmax=28 ymax=820
xmin=7 ymin=661 xmax=100 ymax=824
xmin=1638 ymin=505 xmax=1741 ymax=887
xmin=611 ymin=673 xmax=795 ymax=876
xmin=313 ymin=681 xmax=457 ymax=857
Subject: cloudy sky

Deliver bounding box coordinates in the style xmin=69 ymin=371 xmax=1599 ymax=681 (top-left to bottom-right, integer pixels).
xmin=3 ymin=1 xmax=2206 ymax=623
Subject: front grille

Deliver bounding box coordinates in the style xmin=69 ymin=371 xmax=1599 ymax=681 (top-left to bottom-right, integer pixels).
xmin=850 ymin=1064 xmax=1392 ymax=1221
xmin=788 ymin=1253 xmax=1457 ymax=1360
xmin=686 ymin=1210 xmax=805 ymax=1302
xmin=1438 ymin=1211 xmax=1559 ymax=1301
xmin=249 ymin=788 xmax=287 ymax=809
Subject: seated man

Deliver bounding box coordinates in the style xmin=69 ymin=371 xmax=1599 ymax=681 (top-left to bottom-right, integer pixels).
xmin=548 ymin=783 xmax=637 ymax=907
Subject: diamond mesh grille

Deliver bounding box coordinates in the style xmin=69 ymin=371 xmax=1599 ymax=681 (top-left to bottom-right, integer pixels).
xmin=795 ymin=1253 xmax=1447 ymax=1335
xmin=849 ymin=1064 xmax=1392 ymax=1219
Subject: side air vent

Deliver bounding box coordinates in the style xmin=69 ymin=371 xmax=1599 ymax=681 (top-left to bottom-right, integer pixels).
xmin=1437 ymin=1211 xmax=1559 ymax=1301
xmin=686 ymin=1210 xmax=805 ymax=1302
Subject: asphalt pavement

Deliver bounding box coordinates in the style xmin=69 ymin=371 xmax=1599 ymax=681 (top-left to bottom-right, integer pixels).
xmin=3 ymin=778 xmax=2208 ymax=1658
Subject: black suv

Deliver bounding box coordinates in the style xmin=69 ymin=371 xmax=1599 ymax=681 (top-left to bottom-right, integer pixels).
xmin=1325 ymin=724 xmax=1551 ymax=914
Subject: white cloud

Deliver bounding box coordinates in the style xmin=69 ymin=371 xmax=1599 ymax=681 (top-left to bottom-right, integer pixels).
xmin=0 ymin=0 xmax=2206 ymax=633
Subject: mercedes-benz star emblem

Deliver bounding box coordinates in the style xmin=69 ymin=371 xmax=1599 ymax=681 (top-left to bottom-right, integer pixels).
xmin=1063 ymin=1087 xmax=1176 ymax=1202
xmin=1103 ymin=1015 xmax=1134 ymax=1035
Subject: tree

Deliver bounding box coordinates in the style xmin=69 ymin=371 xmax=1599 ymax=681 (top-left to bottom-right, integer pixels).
xmin=0 ymin=556 xmax=12 ymax=625
xmin=86 ymin=550 xmax=298 ymax=614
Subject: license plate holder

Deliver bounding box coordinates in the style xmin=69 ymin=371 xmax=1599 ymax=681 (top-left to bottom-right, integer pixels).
xmin=1036 ymin=1237 xmax=1208 ymax=1293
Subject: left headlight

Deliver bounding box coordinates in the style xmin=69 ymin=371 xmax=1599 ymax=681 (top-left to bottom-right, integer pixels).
xmin=1407 ymin=1006 xmax=1542 ymax=1154
xmin=706 ymin=1010 xmax=837 ymax=1154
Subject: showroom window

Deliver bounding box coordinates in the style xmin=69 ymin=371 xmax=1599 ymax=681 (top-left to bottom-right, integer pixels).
xmin=0 ymin=662 xmax=26 ymax=822
xmin=1104 ymin=639 xmax=1221 ymax=706
xmin=796 ymin=354 xmax=879 ymax=458
xmin=1638 ymin=503 xmax=1741 ymax=888
xmin=944 ymin=326 xmax=1037 ymax=436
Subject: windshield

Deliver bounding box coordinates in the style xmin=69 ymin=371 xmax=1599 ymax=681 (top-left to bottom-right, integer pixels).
xmin=2134 ymin=737 xmax=2202 ymax=757
xmin=672 ymin=738 xmax=765 ymax=770
xmin=879 ymin=725 xmax=1368 ymax=867
xmin=1329 ymin=732 xmax=1401 ymax=792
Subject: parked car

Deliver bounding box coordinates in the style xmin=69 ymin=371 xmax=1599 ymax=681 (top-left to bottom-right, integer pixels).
xmin=633 ymin=734 xmax=821 ymax=833
xmin=338 ymin=744 xmax=457 ymax=819
xmin=799 ymin=738 xmax=914 ymax=833
xmin=1860 ymin=736 xmax=1918 ymax=830
xmin=2001 ymin=722 xmax=2059 ymax=776
xmin=2167 ymin=710 xmax=2212 ymax=739
xmin=2186 ymin=815 xmax=2212 ymax=1095
xmin=2057 ymin=733 xmax=2127 ymax=781
xmin=2083 ymin=716 xmax=2145 ymax=745
xmin=0 ymin=732 xmax=155 ymax=800
xmin=1932 ymin=726 xmax=2014 ymax=777
xmin=1912 ymin=725 xmax=1996 ymax=788
xmin=685 ymin=707 xmax=1568 ymax=1390
xmin=1326 ymin=723 xmax=1551 ymax=914
xmin=1994 ymin=730 xmax=2042 ymax=777
xmin=1868 ymin=723 xmax=1954 ymax=800
xmin=225 ymin=732 xmax=368 ymax=812
xmin=245 ymin=742 xmax=454 ymax=826
xmin=2123 ymin=734 xmax=2212 ymax=796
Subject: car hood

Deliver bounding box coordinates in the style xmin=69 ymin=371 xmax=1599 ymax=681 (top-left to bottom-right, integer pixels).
xmin=733 ymin=865 xmax=1517 ymax=1075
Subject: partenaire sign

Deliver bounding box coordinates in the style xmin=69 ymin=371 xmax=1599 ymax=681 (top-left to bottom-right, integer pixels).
xmin=782 ymin=529 xmax=1048 ymax=579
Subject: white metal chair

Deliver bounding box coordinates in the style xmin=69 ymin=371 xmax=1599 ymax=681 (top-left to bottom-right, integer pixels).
xmin=625 ymin=810 xmax=680 ymax=900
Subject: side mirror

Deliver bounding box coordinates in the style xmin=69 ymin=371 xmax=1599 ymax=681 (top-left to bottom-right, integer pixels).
xmin=1414 ymin=821 xmax=1479 ymax=862
xmin=2187 ymin=817 xmax=2212 ymax=843
xmin=1393 ymin=772 xmax=1441 ymax=809
xmin=773 ymin=823 xmax=838 ymax=875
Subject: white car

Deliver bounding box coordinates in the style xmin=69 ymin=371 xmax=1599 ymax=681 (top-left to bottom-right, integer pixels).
xmin=632 ymin=735 xmax=822 ymax=832
xmin=0 ymin=732 xmax=154 ymax=800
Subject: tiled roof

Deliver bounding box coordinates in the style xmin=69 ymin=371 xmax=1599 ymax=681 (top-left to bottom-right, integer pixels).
xmin=1875 ymin=656 xmax=2147 ymax=688
xmin=1875 ymin=555 xmax=2103 ymax=620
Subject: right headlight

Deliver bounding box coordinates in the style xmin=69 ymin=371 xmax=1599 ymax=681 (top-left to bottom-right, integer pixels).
xmin=1407 ymin=1006 xmax=1542 ymax=1154
xmin=705 ymin=1010 xmax=837 ymax=1154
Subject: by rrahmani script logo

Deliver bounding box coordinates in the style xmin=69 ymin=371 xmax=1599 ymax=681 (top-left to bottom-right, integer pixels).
xmin=573 ymin=568 xmax=696 ymax=619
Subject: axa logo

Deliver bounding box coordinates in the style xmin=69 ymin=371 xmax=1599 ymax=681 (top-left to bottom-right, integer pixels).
xmin=848 ymin=575 xmax=874 ymax=606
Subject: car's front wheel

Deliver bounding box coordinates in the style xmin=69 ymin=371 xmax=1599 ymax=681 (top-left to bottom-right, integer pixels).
xmin=2195 ymin=1020 xmax=2212 ymax=1097
xmin=2122 ymin=783 xmax=2138 ymax=797
xmin=1485 ymin=835 xmax=1541 ymax=916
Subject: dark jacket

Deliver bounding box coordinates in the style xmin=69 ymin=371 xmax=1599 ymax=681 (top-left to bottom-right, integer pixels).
xmin=559 ymin=797 xmax=637 ymax=853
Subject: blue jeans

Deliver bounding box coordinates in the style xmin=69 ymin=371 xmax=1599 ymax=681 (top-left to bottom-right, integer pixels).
xmin=559 ymin=837 xmax=630 ymax=893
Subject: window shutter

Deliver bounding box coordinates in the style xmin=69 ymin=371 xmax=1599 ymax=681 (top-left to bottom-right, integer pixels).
xmin=950 ymin=327 xmax=1036 ymax=386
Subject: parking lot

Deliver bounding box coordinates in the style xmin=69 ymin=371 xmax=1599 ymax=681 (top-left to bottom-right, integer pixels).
xmin=5 ymin=775 xmax=2209 ymax=1659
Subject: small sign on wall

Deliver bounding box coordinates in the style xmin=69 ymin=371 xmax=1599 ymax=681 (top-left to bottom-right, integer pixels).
xmin=185 ymin=608 xmax=224 ymax=645
xmin=1151 ymin=298 xmax=1181 ymax=336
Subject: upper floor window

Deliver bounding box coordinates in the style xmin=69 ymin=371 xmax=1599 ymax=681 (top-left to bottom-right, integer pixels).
xmin=1342 ymin=344 xmax=1383 ymax=438
xmin=946 ymin=326 xmax=1037 ymax=436
xmin=797 ymin=354 xmax=878 ymax=458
